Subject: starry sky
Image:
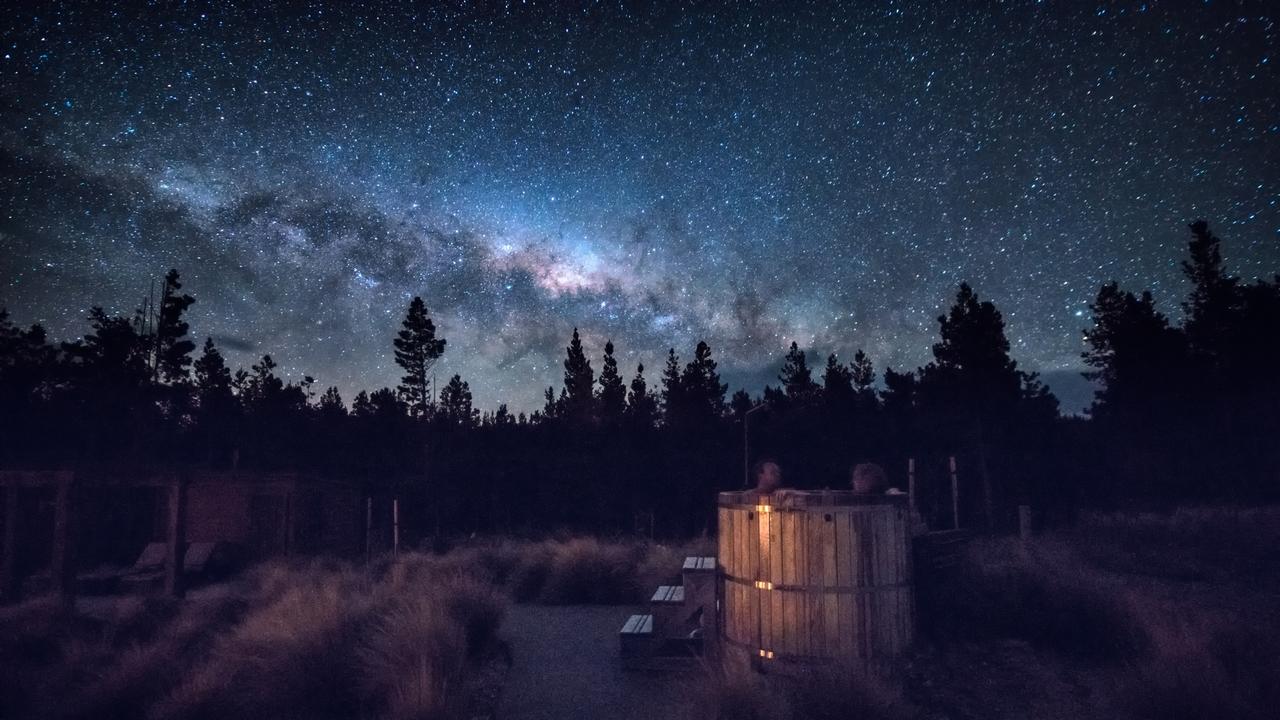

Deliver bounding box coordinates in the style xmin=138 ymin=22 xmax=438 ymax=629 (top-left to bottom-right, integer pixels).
xmin=2 ymin=1 xmax=1277 ymax=414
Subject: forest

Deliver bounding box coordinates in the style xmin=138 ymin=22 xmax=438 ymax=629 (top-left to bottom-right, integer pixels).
xmin=1 ymin=220 xmax=1277 ymax=540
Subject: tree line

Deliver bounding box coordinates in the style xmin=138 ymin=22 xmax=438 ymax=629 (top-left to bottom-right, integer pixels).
xmin=0 ymin=221 xmax=1276 ymax=538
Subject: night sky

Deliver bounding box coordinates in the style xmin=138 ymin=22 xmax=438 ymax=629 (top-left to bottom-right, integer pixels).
xmin=2 ymin=2 xmax=1277 ymax=414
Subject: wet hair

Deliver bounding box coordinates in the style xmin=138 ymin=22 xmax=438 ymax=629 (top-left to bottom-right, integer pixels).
xmin=752 ymin=458 xmax=783 ymax=492
xmin=851 ymin=462 xmax=888 ymax=494
xmin=752 ymin=458 xmax=780 ymax=480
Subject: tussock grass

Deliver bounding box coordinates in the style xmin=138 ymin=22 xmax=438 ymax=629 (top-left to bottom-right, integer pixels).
xmin=924 ymin=508 xmax=1280 ymax=719
xmin=397 ymin=535 xmax=705 ymax=605
xmin=940 ymin=537 xmax=1148 ymax=660
xmin=679 ymin=656 xmax=917 ymax=720
xmin=0 ymin=554 xmax=508 ymax=720
xmin=1116 ymin=614 xmax=1280 ymax=720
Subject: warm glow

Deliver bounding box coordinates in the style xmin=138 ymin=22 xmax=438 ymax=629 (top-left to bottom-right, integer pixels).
xmin=758 ymin=649 xmax=775 ymax=659
xmin=754 ymin=580 xmax=773 ymax=589
xmin=755 ymin=504 xmax=772 ymax=513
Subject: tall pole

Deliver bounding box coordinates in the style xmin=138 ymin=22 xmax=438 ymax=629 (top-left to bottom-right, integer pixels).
xmin=907 ymin=458 xmax=916 ymax=515
xmin=392 ymin=498 xmax=400 ymax=558
xmin=2 ymin=483 xmax=19 ymax=604
xmin=949 ymin=455 xmax=960 ymax=530
xmin=365 ymin=496 xmax=373 ymax=564
xmin=743 ymin=403 xmax=768 ymax=488
xmin=51 ymin=474 xmax=74 ymax=599
xmin=164 ymin=477 xmax=188 ymax=598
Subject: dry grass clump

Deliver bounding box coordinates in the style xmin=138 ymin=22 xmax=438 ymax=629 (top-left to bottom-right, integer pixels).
xmin=939 ymin=537 xmax=1148 ymax=661
xmin=1116 ymin=614 xmax=1280 ymax=720
xmin=1073 ymin=505 xmax=1280 ymax=582
xmin=0 ymin=554 xmax=508 ymax=720
xmin=680 ymin=657 xmax=917 ymax=720
xmin=538 ymin=537 xmax=642 ymax=604
xmin=932 ymin=507 xmax=1280 ymax=719
xmin=436 ymin=535 xmax=710 ymax=605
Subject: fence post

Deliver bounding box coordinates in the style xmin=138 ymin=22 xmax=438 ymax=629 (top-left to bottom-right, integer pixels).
xmin=164 ymin=477 xmax=188 ymax=599
xmin=51 ymin=474 xmax=75 ymax=599
xmin=907 ymin=458 xmax=916 ymax=517
xmin=949 ymin=456 xmax=960 ymax=530
xmin=392 ymin=497 xmax=400 ymax=558
xmin=365 ymin=496 xmax=373 ymax=564
xmin=1 ymin=483 xmax=19 ymax=603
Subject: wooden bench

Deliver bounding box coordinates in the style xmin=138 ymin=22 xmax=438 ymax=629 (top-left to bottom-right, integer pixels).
xmin=681 ymin=556 xmax=716 ymax=641
xmin=619 ymin=613 xmax=656 ymax=661
xmin=649 ymin=585 xmax=686 ymax=635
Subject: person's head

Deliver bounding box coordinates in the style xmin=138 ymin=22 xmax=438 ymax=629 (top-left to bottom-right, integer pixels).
xmin=851 ymin=462 xmax=888 ymax=494
xmin=753 ymin=459 xmax=782 ymax=493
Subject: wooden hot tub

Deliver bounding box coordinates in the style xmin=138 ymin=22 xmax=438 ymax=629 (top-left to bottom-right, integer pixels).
xmin=717 ymin=490 xmax=914 ymax=671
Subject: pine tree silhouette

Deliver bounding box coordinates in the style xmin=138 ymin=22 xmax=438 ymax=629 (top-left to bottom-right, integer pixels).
xmin=659 ymin=348 xmax=684 ymax=424
xmin=626 ymin=363 xmax=657 ymax=428
xmin=680 ymin=341 xmax=728 ymax=422
xmin=597 ymin=340 xmax=626 ymax=423
xmin=851 ymin=349 xmax=875 ymax=394
xmin=822 ymin=353 xmax=854 ymax=403
xmin=562 ymin=328 xmax=595 ymax=421
xmin=729 ymin=389 xmax=754 ymax=421
xmin=394 ymin=296 xmax=446 ymax=417
xmin=439 ymin=374 xmax=477 ymax=427
xmin=779 ymin=341 xmax=818 ymax=400
xmin=152 ymin=269 xmax=196 ymax=384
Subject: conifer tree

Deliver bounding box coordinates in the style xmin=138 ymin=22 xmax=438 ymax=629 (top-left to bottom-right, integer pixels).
xmin=729 ymin=389 xmax=754 ymax=421
xmin=317 ymin=386 xmax=347 ymax=417
xmin=1181 ymin=220 xmax=1238 ymax=351
xmin=659 ymin=348 xmax=684 ymax=422
xmin=1083 ymin=282 xmax=1186 ymax=418
xmin=680 ymin=340 xmax=727 ymax=421
xmin=154 ymin=269 xmax=196 ymax=384
xmin=439 ymin=374 xmax=477 ymax=427
xmin=597 ymin=340 xmax=626 ymax=422
xmin=925 ymin=283 xmax=1024 ymax=413
xmin=851 ymin=349 xmax=875 ymax=394
xmin=493 ymin=403 xmax=515 ymax=426
xmin=394 ymin=296 xmax=446 ymax=417
xmin=542 ymin=386 xmax=560 ymax=420
xmin=352 ymin=390 xmax=374 ymax=418
xmin=562 ymin=328 xmax=595 ymax=421
xmin=193 ymin=338 xmax=234 ymax=408
xmin=626 ymin=363 xmax=657 ymax=427
xmin=779 ymin=341 xmax=818 ymax=400
xmin=822 ymin=353 xmax=854 ymax=398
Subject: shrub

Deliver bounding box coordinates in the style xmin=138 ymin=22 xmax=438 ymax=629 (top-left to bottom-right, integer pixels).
xmin=1118 ymin=614 xmax=1280 ymax=720
xmin=679 ymin=658 xmax=916 ymax=720
xmin=939 ymin=538 xmax=1147 ymax=661
xmin=0 ymin=553 xmax=509 ymax=720
xmin=538 ymin=538 xmax=642 ymax=604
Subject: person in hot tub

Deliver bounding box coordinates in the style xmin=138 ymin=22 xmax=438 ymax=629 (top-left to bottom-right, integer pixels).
xmin=850 ymin=462 xmax=890 ymax=494
xmin=752 ymin=458 xmax=801 ymax=507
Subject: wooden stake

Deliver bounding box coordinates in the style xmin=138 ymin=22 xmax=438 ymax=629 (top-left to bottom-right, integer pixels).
xmin=164 ymin=478 xmax=187 ymax=598
xmin=365 ymin=496 xmax=373 ymax=564
xmin=907 ymin=458 xmax=916 ymax=516
xmin=1 ymin=483 xmax=19 ymax=603
xmin=949 ymin=456 xmax=960 ymax=530
xmin=51 ymin=475 xmax=73 ymax=598
xmin=392 ymin=497 xmax=400 ymax=558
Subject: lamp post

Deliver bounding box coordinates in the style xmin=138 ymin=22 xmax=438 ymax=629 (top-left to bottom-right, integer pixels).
xmin=743 ymin=402 xmax=769 ymax=488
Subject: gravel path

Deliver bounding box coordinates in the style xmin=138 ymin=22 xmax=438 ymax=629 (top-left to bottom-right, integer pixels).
xmin=497 ymin=605 xmax=693 ymax=720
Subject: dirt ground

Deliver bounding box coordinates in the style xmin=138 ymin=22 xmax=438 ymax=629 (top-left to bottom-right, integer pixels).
xmin=496 ymin=605 xmax=690 ymax=720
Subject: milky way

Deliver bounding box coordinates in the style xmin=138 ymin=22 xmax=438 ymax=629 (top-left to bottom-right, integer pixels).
xmin=2 ymin=1 xmax=1277 ymax=413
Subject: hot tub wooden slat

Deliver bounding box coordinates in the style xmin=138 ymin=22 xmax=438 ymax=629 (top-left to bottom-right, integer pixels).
xmin=717 ymin=492 xmax=913 ymax=671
